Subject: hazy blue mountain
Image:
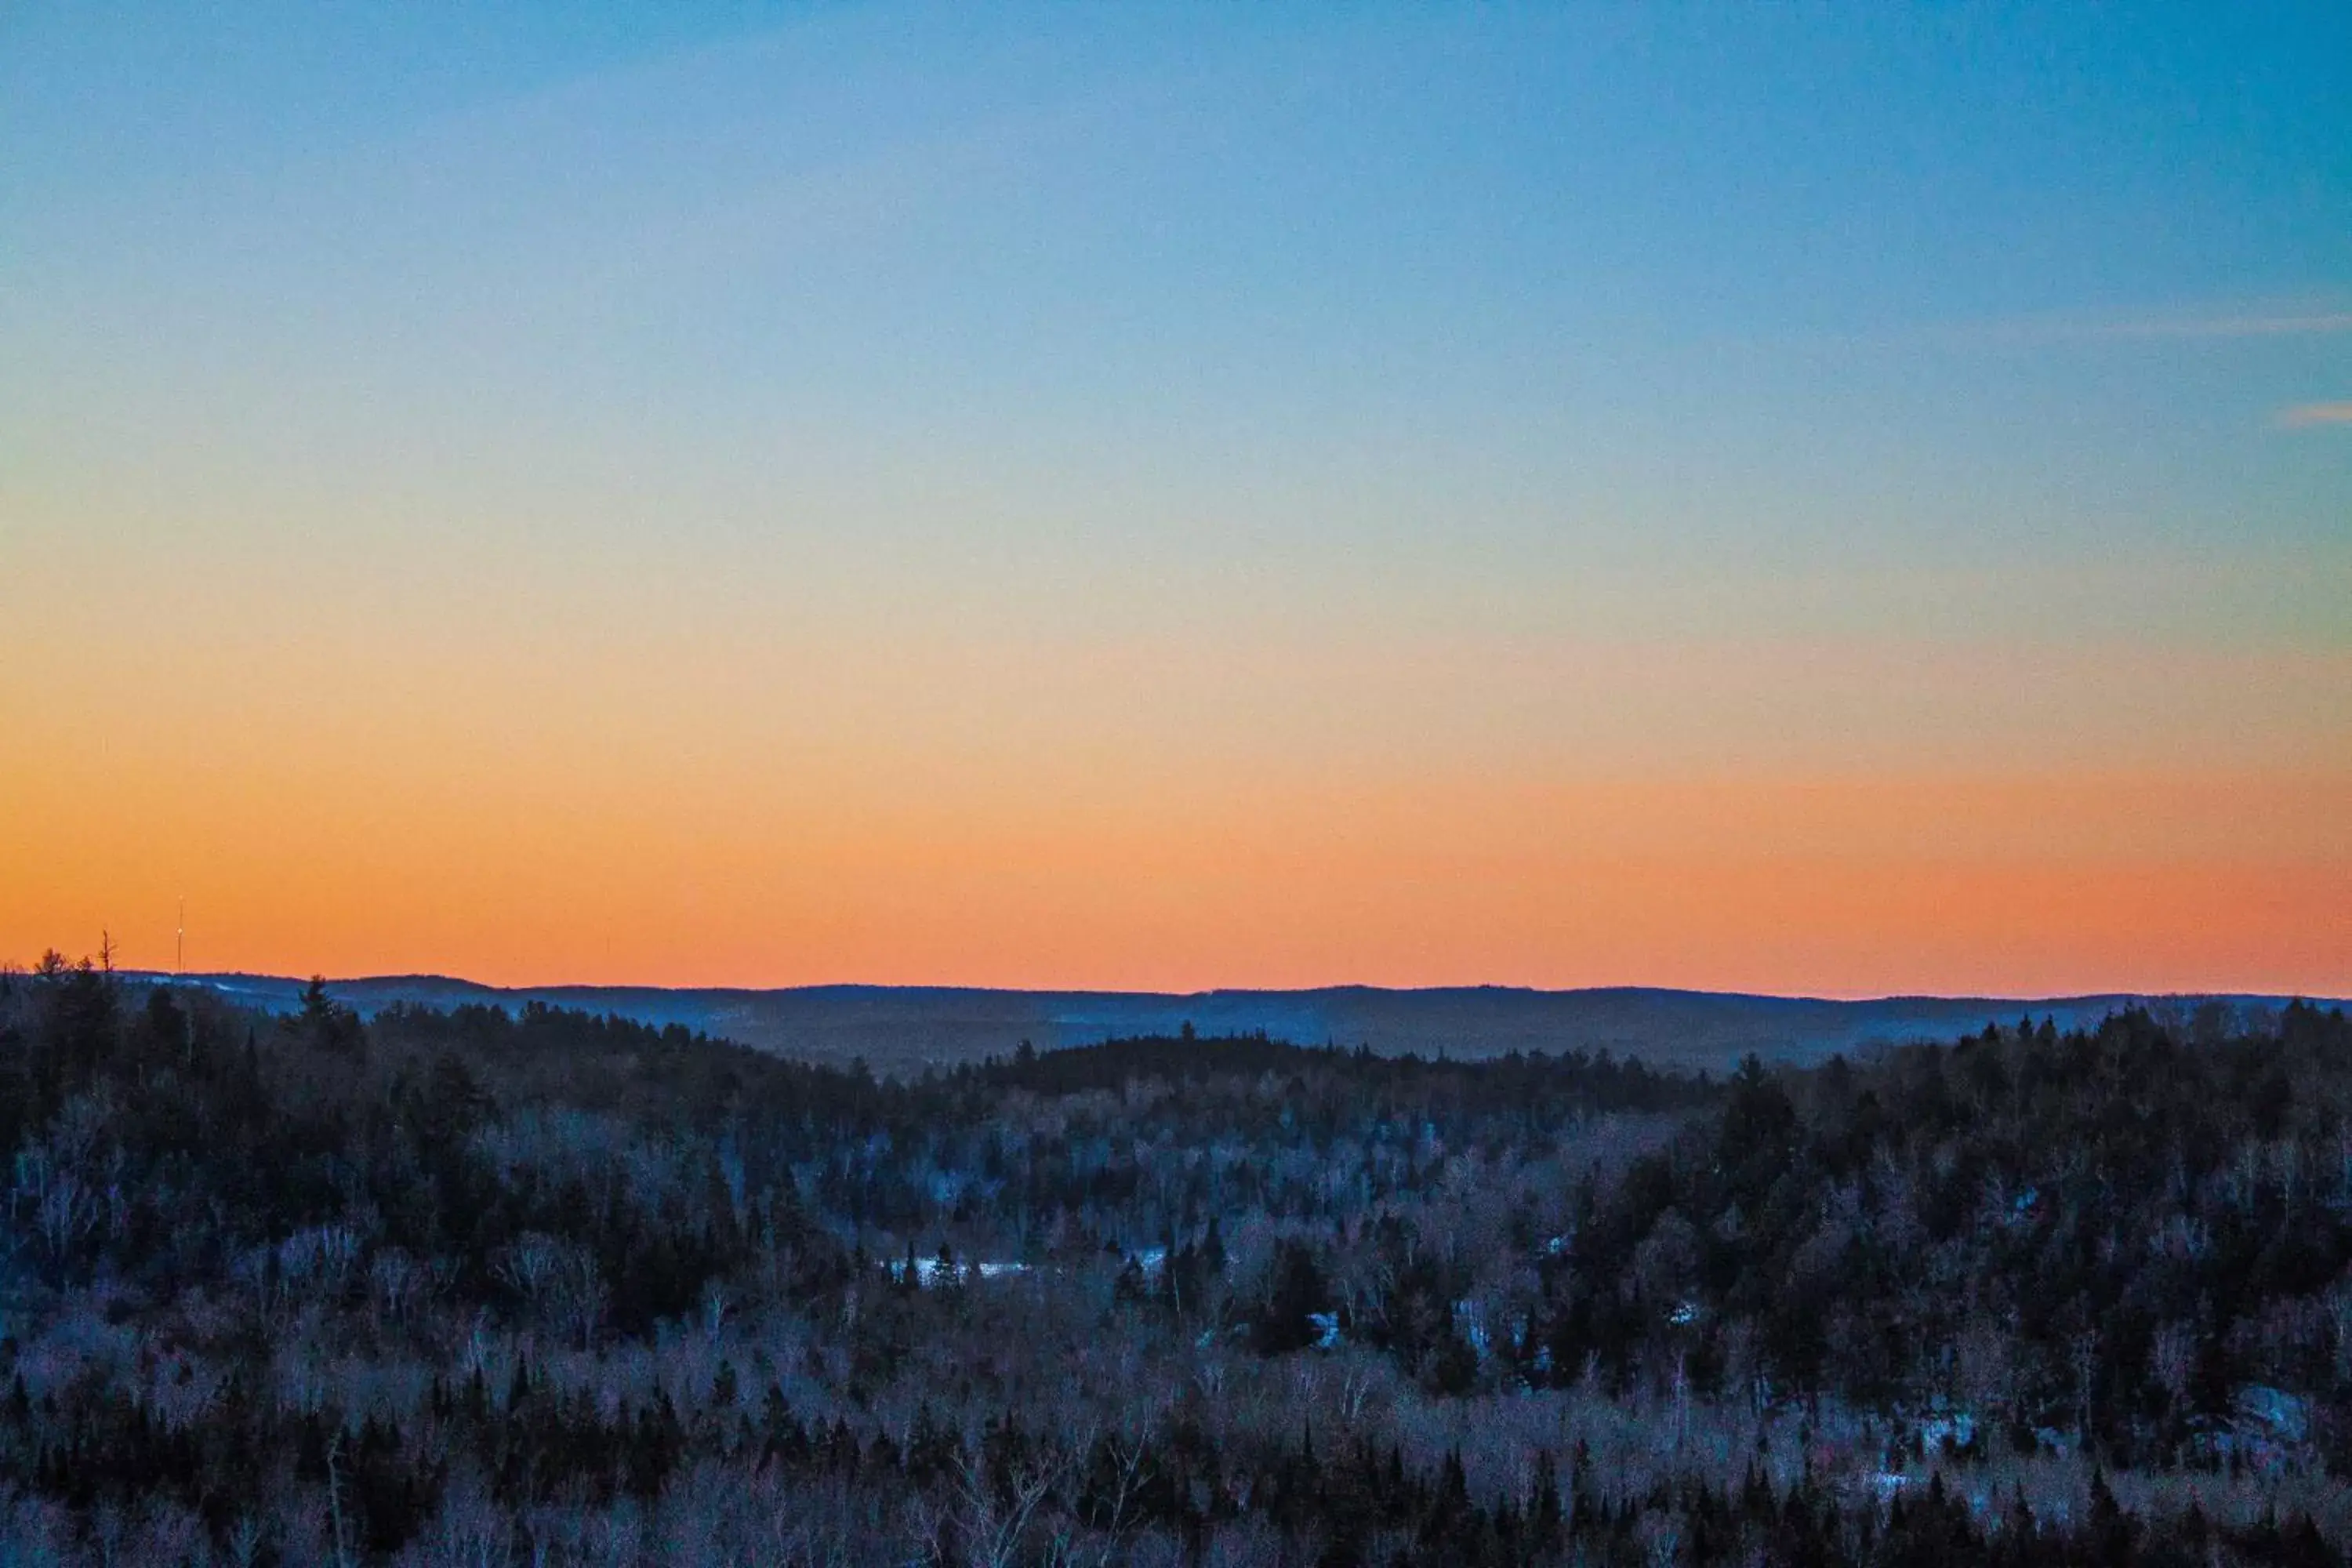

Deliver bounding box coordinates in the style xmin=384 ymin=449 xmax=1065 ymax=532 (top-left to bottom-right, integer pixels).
xmin=125 ymin=972 xmax=2337 ymax=1073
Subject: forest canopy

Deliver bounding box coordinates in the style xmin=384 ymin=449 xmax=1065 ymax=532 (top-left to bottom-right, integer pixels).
xmin=2 ymin=951 xmax=2350 ymax=1565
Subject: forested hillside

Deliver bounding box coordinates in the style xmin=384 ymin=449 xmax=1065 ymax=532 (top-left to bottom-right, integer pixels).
xmin=4 ymin=952 xmax=2350 ymax=1564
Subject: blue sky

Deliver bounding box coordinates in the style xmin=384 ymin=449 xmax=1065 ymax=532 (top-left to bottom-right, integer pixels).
xmin=10 ymin=8 xmax=2348 ymax=608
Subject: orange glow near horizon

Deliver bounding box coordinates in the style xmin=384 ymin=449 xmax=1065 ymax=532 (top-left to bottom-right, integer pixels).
xmin=6 ymin=554 xmax=2348 ymax=996
xmin=7 ymin=760 xmax=2346 ymax=998
xmin=5 ymin=554 xmax=2349 ymax=996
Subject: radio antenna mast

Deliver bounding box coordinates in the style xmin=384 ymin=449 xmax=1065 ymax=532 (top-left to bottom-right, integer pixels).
xmin=176 ymin=898 xmax=184 ymax=977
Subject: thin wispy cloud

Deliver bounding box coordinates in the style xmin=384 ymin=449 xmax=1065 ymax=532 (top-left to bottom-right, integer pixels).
xmin=2083 ymin=311 xmax=2352 ymax=341
xmin=1846 ymin=303 xmax=2352 ymax=357
xmin=2278 ymin=401 xmax=2352 ymax=428
xmin=1955 ymin=307 xmax=2352 ymax=349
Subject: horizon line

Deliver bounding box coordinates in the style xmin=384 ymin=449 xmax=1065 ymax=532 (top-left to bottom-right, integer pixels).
xmin=96 ymin=967 xmax=2350 ymax=1011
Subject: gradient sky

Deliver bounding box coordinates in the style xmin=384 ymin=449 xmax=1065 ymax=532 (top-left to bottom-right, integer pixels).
xmin=4 ymin=5 xmax=2348 ymax=995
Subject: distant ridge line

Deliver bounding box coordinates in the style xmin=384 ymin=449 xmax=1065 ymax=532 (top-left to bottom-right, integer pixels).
xmin=114 ymin=969 xmax=2339 ymax=1008
xmin=107 ymin=971 xmax=2343 ymax=1074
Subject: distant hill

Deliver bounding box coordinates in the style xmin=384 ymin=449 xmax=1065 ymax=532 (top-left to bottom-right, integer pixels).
xmin=121 ymin=972 xmax=2342 ymax=1074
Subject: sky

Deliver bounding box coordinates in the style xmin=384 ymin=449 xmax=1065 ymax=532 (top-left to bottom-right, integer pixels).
xmin=3 ymin=3 xmax=2347 ymax=996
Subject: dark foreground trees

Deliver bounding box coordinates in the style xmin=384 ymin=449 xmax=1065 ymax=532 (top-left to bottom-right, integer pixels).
xmin=2 ymin=951 xmax=2348 ymax=1563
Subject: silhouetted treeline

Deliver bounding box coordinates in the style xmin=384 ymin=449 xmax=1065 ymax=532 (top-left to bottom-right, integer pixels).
xmin=3 ymin=949 xmax=2350 ymax=1564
